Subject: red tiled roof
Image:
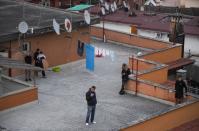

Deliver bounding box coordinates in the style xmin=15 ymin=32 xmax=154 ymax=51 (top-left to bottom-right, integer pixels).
xmin=91 ymin=7 xmax=199 ymax=36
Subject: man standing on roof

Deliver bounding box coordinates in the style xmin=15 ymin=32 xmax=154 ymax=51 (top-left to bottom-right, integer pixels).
xmin=85 ymin=86 xmax=97 ymax=126
xmin=175 ymin=76 xmax=188 ymax=104
xmin=24 ymin=52 xmax=32 ymax=81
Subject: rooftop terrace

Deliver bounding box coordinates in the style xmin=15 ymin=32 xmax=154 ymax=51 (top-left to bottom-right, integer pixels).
xmin=0 ymin=39 xmax=171 ymax=131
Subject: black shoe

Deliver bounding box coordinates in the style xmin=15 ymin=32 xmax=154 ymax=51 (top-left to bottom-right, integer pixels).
xmin=119 ymin=91 xmax=125 ymax=95
xmin=29 ymin=79 xmax=32 ymax=81
xmin=25 ymin=79 xmax=28 ymax=81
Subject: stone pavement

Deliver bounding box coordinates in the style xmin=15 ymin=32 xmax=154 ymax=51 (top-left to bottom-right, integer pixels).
xmin=0 ymin=40 xmax=170 ymax=131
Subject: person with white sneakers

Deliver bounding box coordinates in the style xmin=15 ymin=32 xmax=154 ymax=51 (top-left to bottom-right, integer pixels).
xmin=85 ymin=86 xmax=97 ymax=126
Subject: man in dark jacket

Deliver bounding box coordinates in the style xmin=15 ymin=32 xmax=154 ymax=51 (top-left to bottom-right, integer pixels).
xmin=175 ymin=76 xmax=188 ymax=104
xmin=24 ymin=53 xmax=32 ymax=81
xmin=85 ymin=86 xmax=97 ymax=125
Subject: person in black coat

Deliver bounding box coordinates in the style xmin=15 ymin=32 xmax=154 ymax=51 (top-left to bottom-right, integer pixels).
xmin=119 ymin=63 xmax=131 ymax=95
xmin=175 ymin=76 xmax=188 ymax=104
xmin=85 ymin=86 xmax=97 ymax=125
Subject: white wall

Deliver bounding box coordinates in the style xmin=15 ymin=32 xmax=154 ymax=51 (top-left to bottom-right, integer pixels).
xmin=93 ymin=21 xmax=131 ymax=34
xmin=184 ymin=0 xmax=199 ymax=8
xmin=137 ymin=29 xmax=170 ymax=42
xmin=138 ymin=29 xmax=199 ymax=54
xmin=184 ymin=35 xmax=199 ymax=54
xmin=159 ymin=0 xmax=199 ymax=8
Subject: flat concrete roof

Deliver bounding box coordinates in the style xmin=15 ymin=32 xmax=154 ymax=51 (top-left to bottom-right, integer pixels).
xmin=0 ymin=39 xmax=170 ymax=130
xmin=0 ymin=0 xmax=100 ymax=43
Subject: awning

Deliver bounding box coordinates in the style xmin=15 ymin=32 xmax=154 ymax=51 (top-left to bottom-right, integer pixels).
xmin=166 ymin=58 xmax=195 ymax=70
xmin=0 ymin=56 xmax=42 ymax=71
xmin=67 ymin=4 xmax=93 ymax=11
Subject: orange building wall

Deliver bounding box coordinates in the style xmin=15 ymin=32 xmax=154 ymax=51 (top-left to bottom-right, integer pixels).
xmin=141 ymin=46 xmax=182 ymax=64
xmin=121 ymin=101 xmax=199 ymax=131
xmin=138 ymin=67 xmax=168 ymax=84
xmin=2 ymin=27 xmax=90 ymax=76
xmin=127 ymin=80 xmax=175 ymax=102
xmin=91 ymin=26 xmax=169 ymax=50
xmin=129 ymin=58 xmax=156 ymax=71
xmin=0 ymin=87 xmax=38 ymax=111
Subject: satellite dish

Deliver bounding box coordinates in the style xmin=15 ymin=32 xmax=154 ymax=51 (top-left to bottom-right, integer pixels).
xmin=84 ymin=10 xmax=91 ymax=25
xmin=114 ymin=1 xmax=117 ymax=10
xmin=65 ymin=18 xmax=72 ymax=33
xmin=53 ymin=19 xmax=60 ymax=35
xmin=111 ymin=4 xmax=115 ymax=12
xmin=123 ymin=1 xmax=127 ymax=8
xmin=101 ymin=7 xmax=105 ymax=15
xmin=18 ymin=21 xmax=28 ymax=34
xmin=105 ymin=2 xmax=109 ymax=11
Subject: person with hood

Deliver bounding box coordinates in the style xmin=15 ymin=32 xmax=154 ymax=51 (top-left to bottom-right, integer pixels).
xmin=85 ymin=86 xmax=97 ymax=126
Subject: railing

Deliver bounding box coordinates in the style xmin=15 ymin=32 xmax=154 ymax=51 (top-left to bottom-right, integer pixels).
xmin=188 ymin=86 xmax=199 ymax=95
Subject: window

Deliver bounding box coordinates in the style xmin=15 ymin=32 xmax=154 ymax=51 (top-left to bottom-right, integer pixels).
xmin=22 ymin=42 xmax=31 ymax=53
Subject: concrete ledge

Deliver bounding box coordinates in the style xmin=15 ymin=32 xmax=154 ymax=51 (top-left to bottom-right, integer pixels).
xmin=125 ymin=90 xmax=175 ymax=106
xmin=2 ymin=75 xmax=33 ymax=87
xmin=129 ymin=76 xmax=174 ymax=91
xmin=91 ymin=36 xmax=153 ymax=52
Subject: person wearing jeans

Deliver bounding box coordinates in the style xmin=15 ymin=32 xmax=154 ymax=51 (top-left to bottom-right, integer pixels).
xmin=85 ymin=86 xmax=97 ymax=125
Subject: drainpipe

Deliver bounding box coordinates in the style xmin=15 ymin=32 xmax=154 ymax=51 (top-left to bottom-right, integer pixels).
xmin=102 ymin=16 xmax=105 ymax=42
xmin=8 ymin=41 xmax=12 ymax=77
xmin=135 ymin=58 xmax=138 ymax=96
xmin=181 ymin=34 xmax=185 ymax=58
xmin=0 ymin=68 xmax=2 ymax=83
xmin=132 ymin=55 xmax=134 ymax=72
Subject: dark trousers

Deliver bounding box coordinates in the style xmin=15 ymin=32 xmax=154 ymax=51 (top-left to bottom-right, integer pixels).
xmin=86 ymin=105 xmax=96 ymax=123
xmin=119 ymin=80 xmax=127 ymax=94
xmin=39 ymin=62 xmax=46 ymax=77
xmin=25 ymin=69 xmax=31 ymax=80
